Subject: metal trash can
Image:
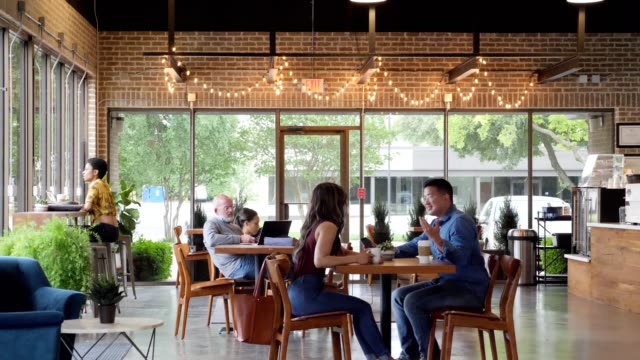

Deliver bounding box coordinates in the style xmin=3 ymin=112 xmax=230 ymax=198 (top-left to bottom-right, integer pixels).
xmin=507 ymin=229 xmax=537 ymax=285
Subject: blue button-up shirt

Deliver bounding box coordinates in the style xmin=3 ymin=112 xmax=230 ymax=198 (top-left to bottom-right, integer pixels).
xmin=395 ymin=205 xmax=489 ymax=301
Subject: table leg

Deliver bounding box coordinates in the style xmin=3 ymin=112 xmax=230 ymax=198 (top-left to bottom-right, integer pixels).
xmin=380 ymin=273 xmax=392 ymax=352
xmin=121 ymin=328 xmax=157 ymax=359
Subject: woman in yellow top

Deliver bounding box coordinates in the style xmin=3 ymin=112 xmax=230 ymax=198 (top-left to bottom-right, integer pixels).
xmin=81 ymin=157 xmax=119 ymax=243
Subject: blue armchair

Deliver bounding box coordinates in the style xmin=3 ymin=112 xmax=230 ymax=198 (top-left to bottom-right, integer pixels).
xmin=0 ymin=256 xmax=86 ymax=360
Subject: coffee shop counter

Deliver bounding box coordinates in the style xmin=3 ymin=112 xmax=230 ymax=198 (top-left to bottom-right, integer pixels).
xmin=566 ymin=222 xmax=640 ymax=313
xmin=11 ymin=211 xmax=88 ymax=229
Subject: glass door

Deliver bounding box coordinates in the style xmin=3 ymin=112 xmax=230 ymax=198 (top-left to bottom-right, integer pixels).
xmin=276 ymin=128 xmax=349 ymax=240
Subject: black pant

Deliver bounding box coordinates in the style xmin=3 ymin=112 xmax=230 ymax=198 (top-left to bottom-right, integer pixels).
xmin=87 ymin=223 xmax=119 ymax=243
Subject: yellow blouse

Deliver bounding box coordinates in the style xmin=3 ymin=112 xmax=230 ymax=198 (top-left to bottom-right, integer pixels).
xmin=85 ymin=179 xmax=117 ymax=221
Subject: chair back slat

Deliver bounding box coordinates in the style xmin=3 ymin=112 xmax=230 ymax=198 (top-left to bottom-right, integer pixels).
xmin=174 ymin=225 xmax=183 ymax=244
xmin=482 ymin=254 xmax=500 ymax=312
xmin=498 ymin=255 xmax=521 ymax=322
xmin=266 ymin=255 xmax=293 ymax=329
xmin=173 ymin=243 xmax=192 ymax=292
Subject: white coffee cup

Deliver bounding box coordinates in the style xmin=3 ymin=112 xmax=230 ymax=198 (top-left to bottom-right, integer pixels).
xmin=56 ymin=194 xmax=68 ymax=203
xmin=417 ymin=255 xmax=432 ymax=264
xmin=418 ymin=240 xmax=431 ymax=257
xmin=370 ymin=248 xmax=382 ymax=264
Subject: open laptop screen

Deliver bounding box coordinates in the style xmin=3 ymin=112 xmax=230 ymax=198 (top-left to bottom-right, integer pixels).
xmin=256 ymin=220 xmax=293 ymax=245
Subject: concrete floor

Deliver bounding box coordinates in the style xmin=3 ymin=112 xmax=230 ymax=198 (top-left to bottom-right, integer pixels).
xmin=78 ymin=281 xmax=640 ymax=360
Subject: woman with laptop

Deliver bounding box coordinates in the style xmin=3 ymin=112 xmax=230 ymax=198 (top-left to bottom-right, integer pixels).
xmin=235 ymin=207 xmax=261 ymax=237
xmin=288 ymin=182 xmax=391 ymax=360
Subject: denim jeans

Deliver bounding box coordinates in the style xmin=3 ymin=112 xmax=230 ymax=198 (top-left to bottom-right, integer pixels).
xmin=289 ymin=274 xmax=389 ymax=358
xmin=392 ymin=278 xmax=484 ymax=358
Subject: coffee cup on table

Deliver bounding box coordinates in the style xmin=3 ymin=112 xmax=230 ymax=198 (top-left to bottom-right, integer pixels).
xmin=418 ymin=240 xmax=432 ymax=263
xmin=56 ymin=194 xmax=68 ymax=203
xmin=370 ymin=247 xmax=382 ymax=264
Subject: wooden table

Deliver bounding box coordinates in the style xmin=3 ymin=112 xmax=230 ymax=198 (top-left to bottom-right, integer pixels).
xmin=214 ymin=244 xmax=294 ymax=279
xmin=335 ymin=258 xmax=455 ymax=352
xmin=61 ymin=317 xmax=163 ymax=359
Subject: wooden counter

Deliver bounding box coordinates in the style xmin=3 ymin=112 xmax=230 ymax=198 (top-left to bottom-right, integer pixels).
xmin=12 ymin=211 xmax=87 ymax=229
xmin=566 ymin=223 xmax=640 ymax=313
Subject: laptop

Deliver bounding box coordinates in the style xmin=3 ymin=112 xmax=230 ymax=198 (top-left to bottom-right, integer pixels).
xmin=256 ymin=220 xmax=293 ymax=245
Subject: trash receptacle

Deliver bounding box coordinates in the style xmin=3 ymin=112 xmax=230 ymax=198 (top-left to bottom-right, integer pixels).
xmin=507 ymin=229 xmax=537 ymax=285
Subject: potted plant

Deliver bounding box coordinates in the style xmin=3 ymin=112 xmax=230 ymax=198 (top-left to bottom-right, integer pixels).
xmin=87 ymin=276 xmax=125 ymax=323
xmin=494 ymin=196 xmax=519 ymax=254
xmin=372 ymin=201 xmax=394 ymax=260
xmin=34 ymin=196 xmax=49 ymax=212
xmin=379 ymin=240 xmax=395 ymax=261
xmin=462 ymin=198 xmax=483 ymax=245
xmin=405 ymin=196 xmax=426 ymax=241
xmin=131 ymin=237 xmax=173 ymax=281
xmin=188 ymin=202 xmax=209 ymax=281
xmin=112 ymin=180 xmax=141 ymax=236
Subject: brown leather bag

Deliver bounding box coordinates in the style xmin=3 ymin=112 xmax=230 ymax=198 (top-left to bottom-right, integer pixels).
xmin=232 ymin=260 xmax=275 ymax=345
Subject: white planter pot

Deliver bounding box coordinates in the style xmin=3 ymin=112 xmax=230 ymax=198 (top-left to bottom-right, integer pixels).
xmin=34 ymin=204 xmax=48 ymax=212
xmin=382 ymin=249 xmax=395 ymax=261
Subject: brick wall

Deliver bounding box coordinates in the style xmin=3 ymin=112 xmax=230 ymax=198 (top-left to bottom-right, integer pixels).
xmin=94 ymin=30 xmax=640 ymax=157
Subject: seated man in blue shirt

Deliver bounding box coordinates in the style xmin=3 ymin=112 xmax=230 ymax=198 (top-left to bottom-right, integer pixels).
xmin=392 ymin=178 xmax=488 ymax=360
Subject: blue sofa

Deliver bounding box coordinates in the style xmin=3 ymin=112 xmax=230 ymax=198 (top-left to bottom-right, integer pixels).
xmin=0 ymin=256 xmax=86 ymax=360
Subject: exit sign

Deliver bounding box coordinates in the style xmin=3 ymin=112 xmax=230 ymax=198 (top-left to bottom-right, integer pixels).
xmin=302 ymin=79 xmax=324 ymax=93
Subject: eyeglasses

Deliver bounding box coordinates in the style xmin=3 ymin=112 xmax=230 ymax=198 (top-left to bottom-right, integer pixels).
xmin=421 ymin=194 xmax=438 ymax=201
xmin=218 ymin=205 xmax=234 ymax=211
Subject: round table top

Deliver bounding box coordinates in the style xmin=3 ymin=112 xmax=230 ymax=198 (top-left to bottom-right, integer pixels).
xmin=61 ymin=317 xmax=164 ymax=334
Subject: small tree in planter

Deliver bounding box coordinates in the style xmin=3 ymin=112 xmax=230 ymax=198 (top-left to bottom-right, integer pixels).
xmin=87 ymin=276 xmax=125 ymax=323
xmin=189 ymin=202 xmax=209 ymax=281
xmin=372 ymin=201 xmax=394 ymax=259
xmin=494 ymin=196 xmax=519 ymax=253
xmin=405 ymin=196 xmax=426 ymax=242
xmin=463 ymin=198 xmax=483 ymax=244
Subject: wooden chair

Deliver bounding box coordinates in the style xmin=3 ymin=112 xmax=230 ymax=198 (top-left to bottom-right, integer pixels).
xmin=426 ymin=253 xmax=500 ymax=360
xmin=439 ymin=255 xmax=522 ymax=360
xmin=173 ymin=243 xmax=235 ymax=339
xmin=266 ymin=254 xmax=352 ymax=360
xmin=323 ymin=242 xmax=354 ymax=338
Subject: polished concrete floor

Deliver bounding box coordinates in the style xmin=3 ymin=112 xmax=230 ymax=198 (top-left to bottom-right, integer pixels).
xmin=81 ymin=280 xmax=640 ymax=360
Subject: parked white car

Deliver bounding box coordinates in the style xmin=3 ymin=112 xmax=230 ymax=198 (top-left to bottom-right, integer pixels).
xmin=478 ymin=195 xmax=571 ymax=249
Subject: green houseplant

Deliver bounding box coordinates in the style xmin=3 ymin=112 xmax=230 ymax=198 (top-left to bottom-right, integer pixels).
xmin=189 ymin=202 xmax=210 ymax=281
xmin=131 ymin=237 xmax=172 ymax=281
xmin=87 ymin=276 xmax=125 ymax=323
xmin=0 ymin=218 xmax=92 ymax=292
xmin=494 ymin=197 xmax=519 ymax=253
xmin=372 ymin=201 xmax=395 ymax=260
xmin=405 ymin=196 xmax=426 ymax=241
xmin=112 ymin=179 xmax=141 ymax=236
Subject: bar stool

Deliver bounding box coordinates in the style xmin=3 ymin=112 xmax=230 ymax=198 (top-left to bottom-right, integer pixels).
xmin=116 ymin=234 xmax=137 ymax=299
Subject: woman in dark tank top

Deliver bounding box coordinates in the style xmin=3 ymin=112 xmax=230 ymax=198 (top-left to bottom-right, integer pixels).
xmin=288 ymin=182 xmax=391 ymax=360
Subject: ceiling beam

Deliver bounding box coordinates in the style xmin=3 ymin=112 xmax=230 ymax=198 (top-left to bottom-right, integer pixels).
xmin=446 ymin=57 xmax=479 ymax=83
xmin=143 ymin=51 xmax=582 ymax=58
xmin=535 ymin=56 xmax=581 ymax=83
xmin=357 ymin=55 xmax=376 ymax=84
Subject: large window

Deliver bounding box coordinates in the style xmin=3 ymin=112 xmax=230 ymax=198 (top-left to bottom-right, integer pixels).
xmin=365 ymin=113 xmax=444 ymax=237
xmin=8 ymin=33 xmax=26 ymax=218
xmin=1 ymin=31 xmax=88 ymax=229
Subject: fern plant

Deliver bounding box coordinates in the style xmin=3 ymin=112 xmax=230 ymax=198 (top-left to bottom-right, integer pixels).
xmin=87 ymin=276 xmax=125 ymax=305
xmin=462 ymin=198 xmax=478 ymax=225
